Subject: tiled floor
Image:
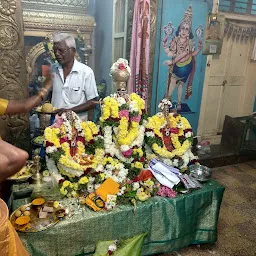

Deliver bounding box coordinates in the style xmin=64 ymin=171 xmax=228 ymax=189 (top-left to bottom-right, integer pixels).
xmin=157 ymin=161 xmax=256 ymax=256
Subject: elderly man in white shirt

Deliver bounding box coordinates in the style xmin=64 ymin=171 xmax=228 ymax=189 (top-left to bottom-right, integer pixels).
xmin=51 ymin=32 xmax=98 ymax=120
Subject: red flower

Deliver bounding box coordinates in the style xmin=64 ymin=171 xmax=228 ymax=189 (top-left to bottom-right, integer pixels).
xmin=77 ymin=136 xmax=85 ymax=144
xmin=136 ymin=169 xmax=154 ymax=181
xmin=170 ymin=128 xmax=179 ymax=134
xmin=179 ymin=135 xmax=185 ymax=141
xmin=88 ymin=139 xmax=95 ymax=145
xmin=46 ymin=141 xmax=54 ymax=147
xmin=108 ymin=117 xmax=120 ymax=122
xmin=58 ymin=179 xmax=65 ymax=184
xmin=118 ymin=63 xmax=125 ymax=70
xmin=86 ymin=167 xmax=94 ymax=173
xmin=133 ymin=176 xmax=140 ymax=182
xmin=91 ymin=171 xmax=100 ymax=177
xmin=139 ymin=157 xmax=145 ymax=162
xmin=60 ymin=137 xmax=68 ymax=144
xmin=122 ymin=148 xmax=133 ymax=157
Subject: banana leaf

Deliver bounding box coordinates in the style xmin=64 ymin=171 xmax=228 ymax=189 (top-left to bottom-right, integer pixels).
xmin=94 ymin=233 xmax=147 ymax=256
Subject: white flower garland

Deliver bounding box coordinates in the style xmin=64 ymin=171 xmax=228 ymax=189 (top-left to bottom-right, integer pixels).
xmin=103 ymin=126 xmax=133 ymax=163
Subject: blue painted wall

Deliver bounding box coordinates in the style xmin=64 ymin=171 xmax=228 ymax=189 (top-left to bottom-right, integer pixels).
xmin=94 ymin=0 xmax=114 ymax=95
xmin=151 ymin=0 xmax=209 ymax=133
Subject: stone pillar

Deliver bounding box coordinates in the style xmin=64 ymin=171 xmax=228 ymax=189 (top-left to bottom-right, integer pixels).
xmin=0 ymin=0 xmax=30 ymax=152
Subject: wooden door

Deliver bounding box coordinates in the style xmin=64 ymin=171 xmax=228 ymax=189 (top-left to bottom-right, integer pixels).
xmin=198 ymin=29 xmax=256 ymax=140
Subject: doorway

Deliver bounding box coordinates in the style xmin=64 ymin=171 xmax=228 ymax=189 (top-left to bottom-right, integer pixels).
xmin=198 ymin=17 xmax=256 ymax=143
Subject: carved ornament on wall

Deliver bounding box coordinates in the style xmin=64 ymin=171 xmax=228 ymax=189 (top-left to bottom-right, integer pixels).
xmin=22 ymin=0 xmax=89 ymax=13
xmin=0 ymin=0 xmax=16 ymax=16
xmin=22 ymin=11 xmax=95 ymax=33
xmin=0 ymin=0 xmax=29 ymax=150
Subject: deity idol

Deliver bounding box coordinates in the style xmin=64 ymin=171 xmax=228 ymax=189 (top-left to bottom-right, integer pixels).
xmin=163 ymin=6 xmax=202 ymax=110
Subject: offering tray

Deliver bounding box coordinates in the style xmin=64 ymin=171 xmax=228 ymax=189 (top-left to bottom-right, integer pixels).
xmin=10 ymin=199 xmax=65 ymax=233
xmin=8 ymin=162 xmax=33 ymax=183
xmin=31 ymin=135 xmax=44 ymax=147
xmin=35 ymin=109 xmax=57 ymax=115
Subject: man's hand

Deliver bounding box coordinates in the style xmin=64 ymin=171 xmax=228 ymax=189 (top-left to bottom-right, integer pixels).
xmin=57 ymin=108 xmax=69 ymax=116
xmin=91 ymin=100 xmax=100 ymax=105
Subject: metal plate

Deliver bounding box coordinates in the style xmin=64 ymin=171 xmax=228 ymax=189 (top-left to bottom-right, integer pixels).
xmin=10 ymin=202 xmax=62 ymax=233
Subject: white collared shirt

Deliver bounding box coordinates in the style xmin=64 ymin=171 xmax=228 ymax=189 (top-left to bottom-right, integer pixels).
xmin=51 ymin=59 xmax=98 ymax=120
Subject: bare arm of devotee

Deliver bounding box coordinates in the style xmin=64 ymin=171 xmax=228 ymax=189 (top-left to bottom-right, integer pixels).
xmin=5 ymin=75 xmax=53 ymax=114
xmin=0 ymin=140 xmax=28 ymax=183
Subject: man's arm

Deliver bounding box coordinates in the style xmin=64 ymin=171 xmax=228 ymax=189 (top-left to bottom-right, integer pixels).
xmin=5 ymin=74 xmax=52 ymax=114
xmin=57 ymin=97 xmax=99 ymax=116
xmin=70 ymin=97 xmax=99 ymax=113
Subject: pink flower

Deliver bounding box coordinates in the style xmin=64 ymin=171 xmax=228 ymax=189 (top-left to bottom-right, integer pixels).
xmin=130 ymin=115 xmax=141 ymax=123
xmin=119 ymin=110 xmax=129 ymax=119
xmin=122 ymin=148 xmax=133 ymax=157
xmin=52 ymin=116 xmax=63 ymax=128
xmin=157 ymin=185 xmax=177 ymax=198
xmin=126 ymin=179 xmax=133 ymax=184
xmin=119 ymin=63 xmax=125 ymax=70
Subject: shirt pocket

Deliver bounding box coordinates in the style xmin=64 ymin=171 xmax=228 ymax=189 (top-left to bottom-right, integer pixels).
xmin=67 ymin=86 xmax=82 ymax=104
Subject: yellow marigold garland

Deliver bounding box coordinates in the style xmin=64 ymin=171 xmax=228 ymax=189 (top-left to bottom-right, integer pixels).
xmin=146 ymin=113 xmax=193 ymax=159
xmin=44 ymin=127 xmax=61 ymax=147
xmin=77 ymin=141 xmax=85 ymax=155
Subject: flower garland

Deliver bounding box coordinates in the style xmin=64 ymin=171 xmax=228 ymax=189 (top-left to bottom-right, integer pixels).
xmin=100 ymin=93 xmax=147 ymax=158
xmin=45 ymin=112 xmax=103 ymax=174
xmin=46 ymin=93 xmax=199 ymax=204
xmin=145 ymin=112 xmax=194 ymax=164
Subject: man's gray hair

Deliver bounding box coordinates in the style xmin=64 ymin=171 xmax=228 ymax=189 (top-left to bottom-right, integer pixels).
xmin=52 ymin=32 xmax=76 ymax=49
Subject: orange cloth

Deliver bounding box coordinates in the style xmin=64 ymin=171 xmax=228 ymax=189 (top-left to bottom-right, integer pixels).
xmin=96 ymin=178 xmax=119 ymax=201
xmin=0 ymin=99 xmax=29 ymax=255
xmin=0 ymin=98 xmax=8 ymax=116
xmin=0 ymin=199 xmax=29 ymax=256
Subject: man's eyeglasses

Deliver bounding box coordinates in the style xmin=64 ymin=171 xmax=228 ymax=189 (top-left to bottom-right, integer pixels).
xmin=53 ymin=47 xmax=70 ymax=55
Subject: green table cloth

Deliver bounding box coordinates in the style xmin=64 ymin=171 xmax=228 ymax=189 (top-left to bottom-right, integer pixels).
xmin=15 ymin=180 xmax=224 ymax=256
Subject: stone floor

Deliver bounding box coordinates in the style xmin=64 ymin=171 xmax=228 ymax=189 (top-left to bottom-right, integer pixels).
xmin=157 ymin=161 xmax=256 ymax=256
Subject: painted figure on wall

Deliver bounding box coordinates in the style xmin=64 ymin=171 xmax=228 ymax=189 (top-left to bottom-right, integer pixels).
xmin=163 ymin=5 xmax=203 ymax=111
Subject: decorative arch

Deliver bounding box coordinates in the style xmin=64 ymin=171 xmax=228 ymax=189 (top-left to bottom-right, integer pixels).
xmin=26 ymin=42 xmax=45 ymax=77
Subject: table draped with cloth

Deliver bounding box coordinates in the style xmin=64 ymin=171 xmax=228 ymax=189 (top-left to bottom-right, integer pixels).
xmin=13 ymin=180 xmax=225 ymax=256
